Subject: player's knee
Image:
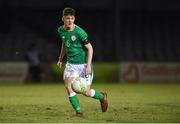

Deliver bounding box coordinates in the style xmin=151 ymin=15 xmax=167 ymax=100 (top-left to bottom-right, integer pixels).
xmin=65 ymin=85 xmax=72 ymax=92
xmin=65 ymin=78 xmax=74 ymax=89
xmin=84 ymin=89 xmax=91 ymax=97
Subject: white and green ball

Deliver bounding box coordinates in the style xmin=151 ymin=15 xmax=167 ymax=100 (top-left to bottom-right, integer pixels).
xmin=72 ymin=76 xmax=88 ymax=94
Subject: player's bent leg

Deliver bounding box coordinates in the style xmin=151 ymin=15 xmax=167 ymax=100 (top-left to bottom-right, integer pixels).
xmin=82 ymin=85 xmax=92 ymax=97
xmin=87 ymin=88 xmax=108 ymax=112
xmin=82 ymin=85 xmax=108 ymax=112
xmin=64 ymin=77 xmax=82 ymax=114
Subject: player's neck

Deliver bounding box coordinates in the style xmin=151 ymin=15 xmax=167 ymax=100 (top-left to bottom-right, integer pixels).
xmin=65 ymin=24 xmax=75 ymax=31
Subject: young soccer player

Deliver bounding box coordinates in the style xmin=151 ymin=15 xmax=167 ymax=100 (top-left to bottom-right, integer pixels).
xmin=57 ymin=7 xmax=108 ymax=115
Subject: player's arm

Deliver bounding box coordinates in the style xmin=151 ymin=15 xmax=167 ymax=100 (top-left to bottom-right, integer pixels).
xmin=84 ymin=42 xmax=93 ymax=76
xmin=57 ymin=42 xmax=66 ymax=68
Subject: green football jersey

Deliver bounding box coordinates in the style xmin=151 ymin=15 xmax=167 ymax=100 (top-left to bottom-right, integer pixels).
xmin=57 ymin=25 xmax=89 ymax=64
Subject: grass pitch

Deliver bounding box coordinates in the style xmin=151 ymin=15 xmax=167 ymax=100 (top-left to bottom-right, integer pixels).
xmin=0 ymin=83 xmax=180 ymax=123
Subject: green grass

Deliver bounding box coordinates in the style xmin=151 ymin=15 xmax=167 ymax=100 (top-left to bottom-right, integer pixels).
xmin=0 ymin=83 xmax=180 ymax=123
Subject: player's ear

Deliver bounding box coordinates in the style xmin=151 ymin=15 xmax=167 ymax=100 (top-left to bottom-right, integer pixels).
xmin=62 ymin=17 xmax=64 ymax=22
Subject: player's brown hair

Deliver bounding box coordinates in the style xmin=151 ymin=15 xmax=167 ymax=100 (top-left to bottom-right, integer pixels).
xmin=63 ymin=8 xmax=76 ymax=16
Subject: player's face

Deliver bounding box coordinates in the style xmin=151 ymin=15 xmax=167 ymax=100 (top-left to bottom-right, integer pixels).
xmin=62 ymin=15 xmax=75 ymax=30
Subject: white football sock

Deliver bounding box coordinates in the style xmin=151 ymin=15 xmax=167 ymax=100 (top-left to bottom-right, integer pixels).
xmin=69 ymin=92 xmax=76 ymax=97
xmin=90 ymin=89 xmax=95 ymax=97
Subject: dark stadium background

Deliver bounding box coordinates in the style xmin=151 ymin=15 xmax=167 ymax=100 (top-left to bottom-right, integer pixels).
xmin=1 ymin=0 xmax=179 ymax=62
xmin=0 ymin=0 xmax=180 ymax=82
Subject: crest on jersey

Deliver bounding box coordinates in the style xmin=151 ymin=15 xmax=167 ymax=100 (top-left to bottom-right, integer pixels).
xmin=71 ymin=35 xmax=76 ymax=41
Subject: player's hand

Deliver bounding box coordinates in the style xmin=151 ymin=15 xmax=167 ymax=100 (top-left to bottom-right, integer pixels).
xmin=57 ymin=61 xmax=64 ymax=68
xmin=85 ymin=64 xmax=91 ymax=76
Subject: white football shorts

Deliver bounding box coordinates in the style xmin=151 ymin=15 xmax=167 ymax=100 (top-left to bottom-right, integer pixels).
xmin=63 ymin=63 xmax=94 ymax=85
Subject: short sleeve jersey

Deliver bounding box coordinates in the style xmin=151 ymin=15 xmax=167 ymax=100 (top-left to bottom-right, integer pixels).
xmin=57 ymin=25 xmax=89 ymax=64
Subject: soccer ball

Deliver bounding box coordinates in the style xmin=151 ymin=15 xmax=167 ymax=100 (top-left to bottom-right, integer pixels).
xmin=72 ymin=76 xmax=88 ymax=94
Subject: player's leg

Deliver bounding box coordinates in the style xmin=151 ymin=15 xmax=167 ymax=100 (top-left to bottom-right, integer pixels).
xmin=84 ymin=86 xmax=103 ymax=100
xmin=63 ymin=63 xmax=81 ymax=114
xmin=64 ymin=77 xmax=81 ymax=114
xmin=84 ymin=85 xmax=108 ymax=112
xmin=83 ymin=72 xmax=108 ymax=112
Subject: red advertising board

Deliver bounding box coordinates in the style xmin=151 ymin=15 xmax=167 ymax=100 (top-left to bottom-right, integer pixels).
xmin=120 ymin=62 xmax=180 ymax=82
